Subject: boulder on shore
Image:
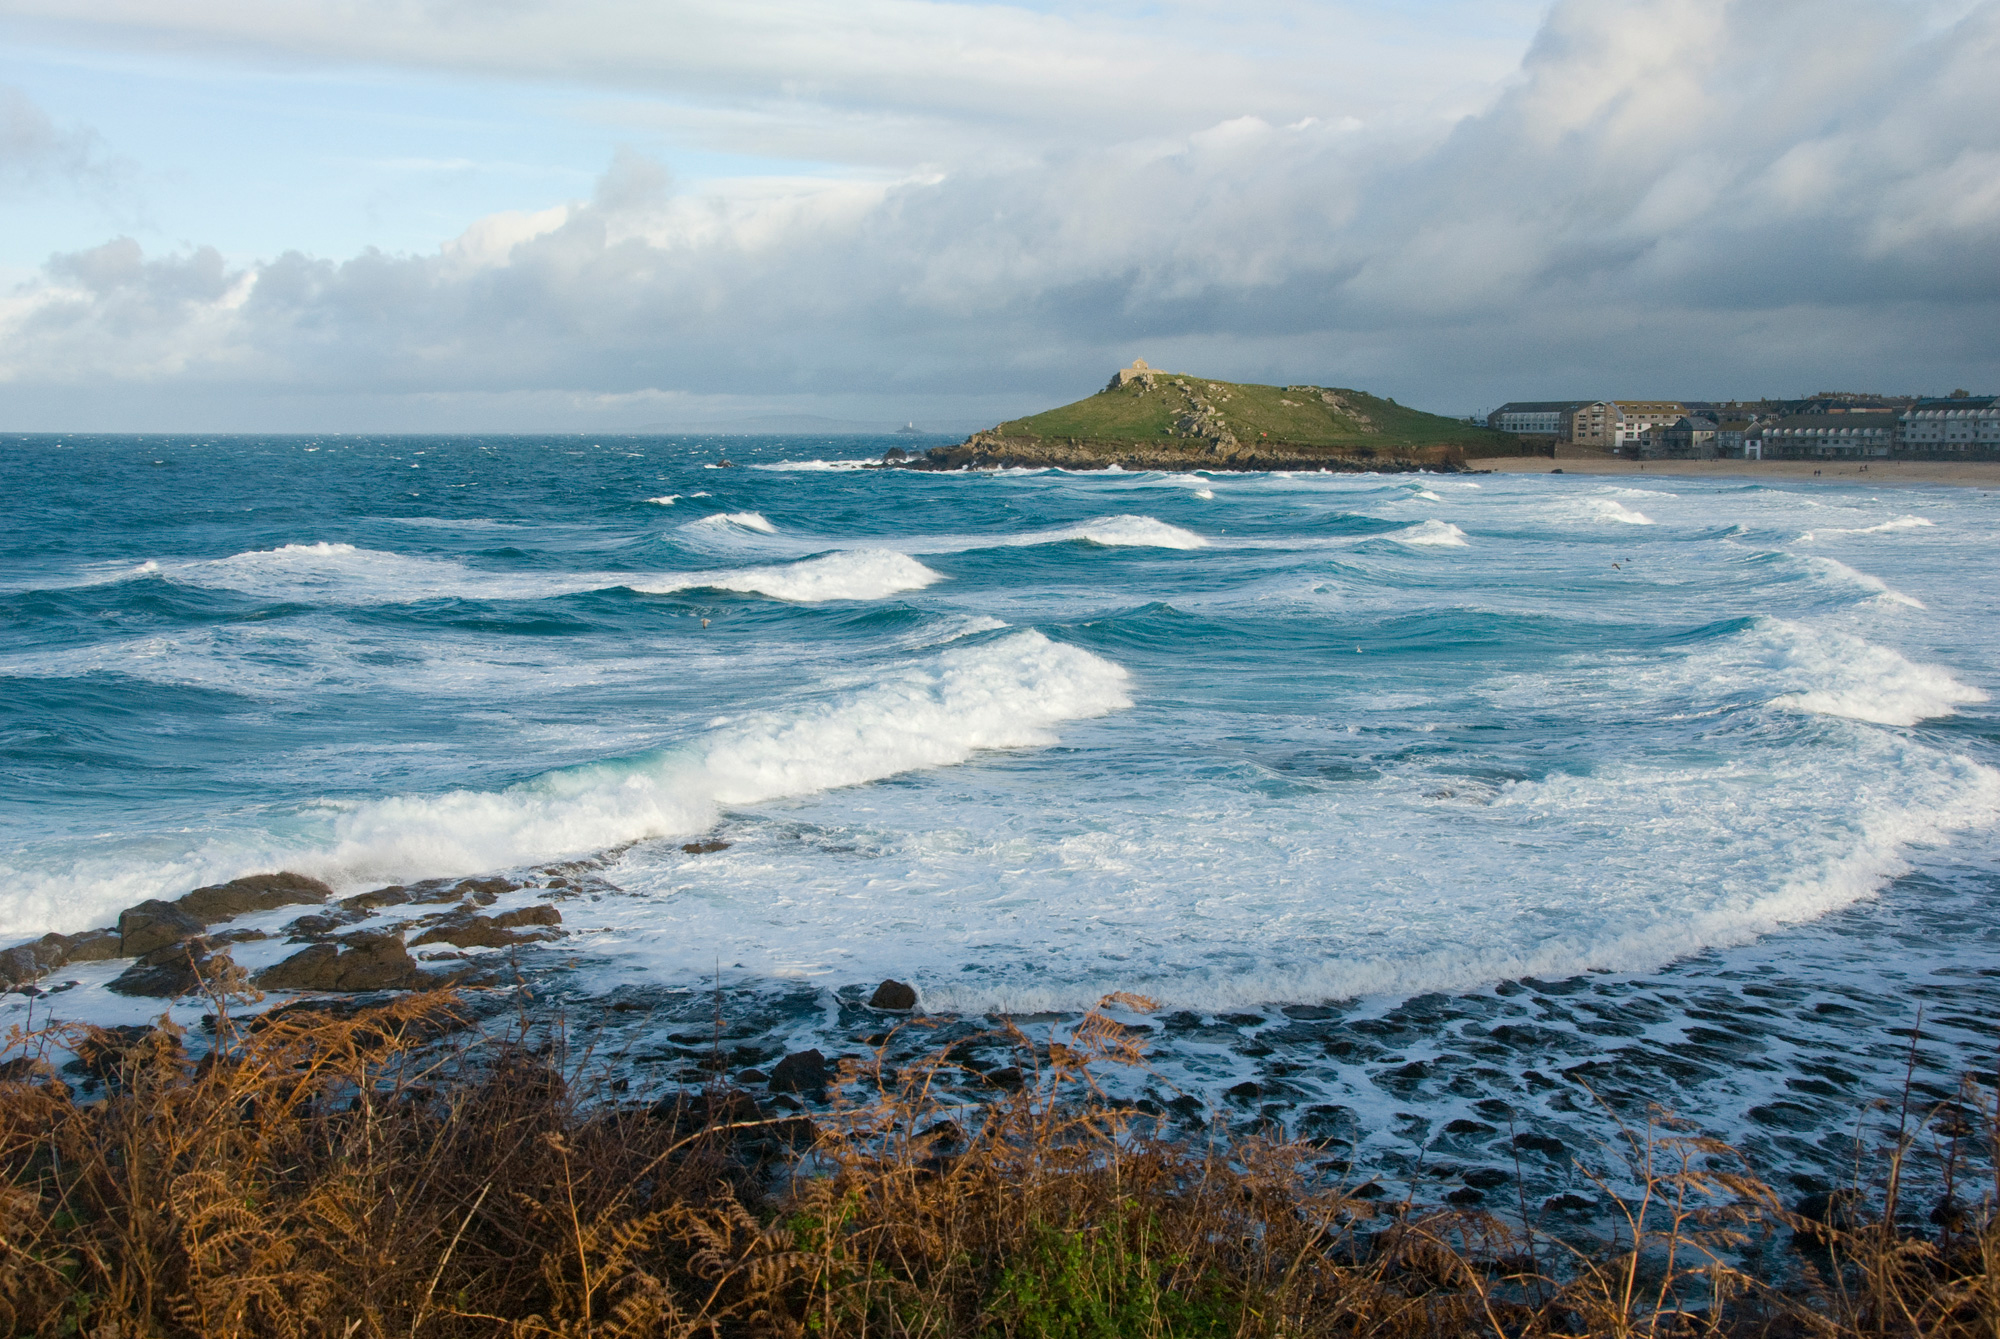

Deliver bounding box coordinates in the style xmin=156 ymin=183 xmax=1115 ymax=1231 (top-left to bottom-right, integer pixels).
xmin=107 ymin=941 xmax=235 ymax=998
xmin=118 ymin=900 xmax=205 ymax=958
xmin=769 ymin=1049 xmax=829 ymax=1095
xmin=410 ymin=904 xmax=561 ymax=950
xmin=177 ymin=871 xmax=332 ymax=923
xmin=868 ymin=979 xmax=918 ymax=1011
xmin=256 ymin=931 xmax=430 ymax=992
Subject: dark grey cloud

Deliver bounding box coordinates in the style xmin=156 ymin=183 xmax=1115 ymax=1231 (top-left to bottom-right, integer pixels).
xmin=3 ymin=0 xmax=1996 ymax=429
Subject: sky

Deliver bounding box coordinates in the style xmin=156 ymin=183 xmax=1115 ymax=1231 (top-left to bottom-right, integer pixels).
xmin=0 ymin=0 xmax=1995 ymax=432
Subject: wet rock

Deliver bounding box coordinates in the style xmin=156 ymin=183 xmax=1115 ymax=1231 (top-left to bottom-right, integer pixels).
xmin=284 ymin=908 xmax=370 ymax=940
xmin=1462 ymin=1167 xmax=1510 ymax=1190
xmin=868 ymin=979 xmax=917 ymax=1011
xmin=177 ymin=871 xmax=331 ymax=923
xmin=108 ymin=942 xmax=235 ymax=998
xmin=1226 ymin=1080 xmax=1263 ymax=1102
xmin=769 ymin=1049 xmax=828 ymax=1095
xmin=256 ymin=931 xmax=429 ymax=992
xmin=340 ymin=886 xmax=413 ymax=912
xmin=984 ymin=1066 xmax=1025 ymax=1091
xmin=411 ymin=905 xmax=560 ymax=950
xmin=1512 ymin=1132 xmax=1566 ymax=1158
xmin=58 ymin=929 xmax=122 ymax=964
xmin=682 ymin=839 xmax=731 ymax=855
xmin=1543 ymin=1192 xmax=1596 ymax=1213
xmin=118 ymin=900 xmax=206 ymax=958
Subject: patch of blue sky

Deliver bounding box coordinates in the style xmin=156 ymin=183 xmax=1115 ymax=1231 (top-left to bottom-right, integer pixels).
xmin=0 ymin=38 xmax=848 ymax=269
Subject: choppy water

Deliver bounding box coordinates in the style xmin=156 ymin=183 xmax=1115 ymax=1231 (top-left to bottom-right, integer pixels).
xmin=6 ymin=434 xmax=1998 ymax=1201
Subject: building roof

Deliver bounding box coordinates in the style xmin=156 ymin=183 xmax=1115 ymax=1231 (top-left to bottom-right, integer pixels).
xmin=1755 ymin=414 xmax=1896 ymax=431
xmin=1492 ymin=401 xmax=1587 ymax=414
xmin=1911 ymin=395 xmax=1997 ymax=410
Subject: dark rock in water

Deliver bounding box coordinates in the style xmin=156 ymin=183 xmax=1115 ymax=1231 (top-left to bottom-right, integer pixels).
xmin=341 ymin=885 xmax=413 ymax=912
xmin=108 ymin=942 xmax=235 ymax=998
xmin=256 ymin=931 xmax=429 ymax=992
xmin=284 ymin=909 xmax=370 ymax=940
xmin=1793 ymin=1188 xmax=1861 ymax=1239
xmin=1226 ymin=1080 xmax=1263 ymax=1102
xmin=0 ymin=944 xmax=47 ymax=988
xmin=984 ymin=1066 xmax=1025 ymax=1090
xmin=737 ymin=1067 xmax=770 ymax=1084
xmin=411 ymin=905 xmax=561 ymax=949
xmin=769 ymin=1048 xmax=829 ymax=1094
xmin=0 ymin=928 xmax=123 ymax=988
xmin=682 ymin=839 xmax=731 ymax=855
xmin=118 ymin=900 xmax=205 ymax=958
xmin=1543 ymin=1192 xmax=1596 ymax=1213
xmin=883 ymin=447 xmax=908 ymax=463
xmin=58 ymin=928 xmax=121 ymax=964
xmin=1462 ymin=1167 xmax=1510 ymax=1189
xmin=177 ymin=871 xmax=332 ymax=923
xmin=1512 ymin=1131 xmax=1566 ymax=1158
xmin=868 ymin=979 xmax=918 ymax=1011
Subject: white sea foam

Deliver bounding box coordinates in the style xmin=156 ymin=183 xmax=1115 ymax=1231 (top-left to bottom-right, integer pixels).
xmin=692 ymin=511 xmax=780 ymax=534
xmin=628 ymin=550 xmax=942 ymax=602
xmin=1586 ymin=498 xmax=1655 ymax=525
xmin=315 ymin=631 xmax=1128 ymax=882
xmin=646 ymin=495 xmax=680 ymax=505
xmin=1800 ymin=515 xmax=1934 ymax=541
xmin=1759 ymin=620 xmax=1983 ymax=725
xmin=143 ymin=541 xmax=941 ymax=607
xmin=892 ymin=515 xmax=1209 ymax=553
xmin=1385 ymin=519 xmax=1469 ymax=547
xmin=1800 ymin=555 xmax=1925 ymax=608
xmin=751 ymin=459 xmax=878 ymax=472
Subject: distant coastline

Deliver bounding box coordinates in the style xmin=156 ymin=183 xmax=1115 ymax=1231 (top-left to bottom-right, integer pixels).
xmin=1479 ymin=454 xmax=2000 ymax=488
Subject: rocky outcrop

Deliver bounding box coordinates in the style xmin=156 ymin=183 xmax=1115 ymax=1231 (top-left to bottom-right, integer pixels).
xmin=769 ymin=1049 xmax=829 ymax=1095
xmin=118 ymin=900 xmax=206 ymax=958
xmin=0 ymin=929 xmax=121 ymax=988
xmin=410 ymin=905 xmax=561 ymax=950
xmin=108 ymin=941 xmax=236 ymax=998
xmin=256 ymin=931 xmax=431 ymax=993
xmin=901 ymin=435 xmax=1461 ymax=475
xmin=178 ymin=872 xmax=332 ymax=922
xmin=868 ymin=979 xmax=918 ymax=1011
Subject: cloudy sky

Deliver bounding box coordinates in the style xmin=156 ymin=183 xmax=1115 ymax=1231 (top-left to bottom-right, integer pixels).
xmin=1 ymin=0 xmax=1995 ymax=432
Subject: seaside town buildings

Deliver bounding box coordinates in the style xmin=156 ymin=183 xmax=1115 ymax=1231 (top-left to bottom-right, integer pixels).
xmin=1484 ymin=393 xmax=2000 ymax=460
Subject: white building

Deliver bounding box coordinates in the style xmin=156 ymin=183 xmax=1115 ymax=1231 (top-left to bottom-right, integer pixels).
xmin=1898 ymin=396 xmax=2000 ymax=452
xmin=1750 ymin=414 xmax=1896 ymax=458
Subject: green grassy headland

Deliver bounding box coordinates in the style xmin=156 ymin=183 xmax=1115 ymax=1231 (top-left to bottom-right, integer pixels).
xmin=903 ymin=369 xmax=1519 ymax=472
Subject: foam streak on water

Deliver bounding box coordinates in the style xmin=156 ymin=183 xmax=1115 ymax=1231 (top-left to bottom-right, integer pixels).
xmin=4 ymin=437 xmax=2000 ymax=1180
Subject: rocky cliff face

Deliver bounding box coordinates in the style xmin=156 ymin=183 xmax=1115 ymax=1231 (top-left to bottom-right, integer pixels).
xmin=898 ymin=433 xmax=1466 ymax=474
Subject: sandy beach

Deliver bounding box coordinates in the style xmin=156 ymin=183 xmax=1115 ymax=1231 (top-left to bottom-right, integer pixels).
xmin=1479 ymin=454 xmax=2000 ymax=488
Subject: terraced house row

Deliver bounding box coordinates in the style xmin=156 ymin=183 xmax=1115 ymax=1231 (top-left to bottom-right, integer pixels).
xmin=1485 ymin=392 xmax=2000 ymax=460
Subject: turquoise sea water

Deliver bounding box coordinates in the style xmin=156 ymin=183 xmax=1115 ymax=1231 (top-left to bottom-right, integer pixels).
xmin=5 ymin=434 xmax=1999 ymax=1191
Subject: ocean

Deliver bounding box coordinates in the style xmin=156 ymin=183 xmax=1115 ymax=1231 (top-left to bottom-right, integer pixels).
xmin=4 ymin=432 xmax=1997 ymax=1207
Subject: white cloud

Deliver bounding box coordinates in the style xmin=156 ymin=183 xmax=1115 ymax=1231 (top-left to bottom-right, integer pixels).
xmin=1 ymin=0 xmax=1996 ymax=427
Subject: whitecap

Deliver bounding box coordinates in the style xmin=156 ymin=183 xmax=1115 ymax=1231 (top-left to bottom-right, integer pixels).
xmin=629 ymin=550 xmax=943 ymax=603
xmin=312 ymin=631 xmax=1129 ymax=882
xmin=1800 ymin=515 xmax=1935 ymax=542
xmin=1386 ymin=519 xmax=1469 ymax=547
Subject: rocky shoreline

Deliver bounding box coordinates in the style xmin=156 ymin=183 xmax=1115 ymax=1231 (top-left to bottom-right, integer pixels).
xmin=0 ymin=869 xmax=568 ymax=1000
xmin=881 ymin=432 xmax=1474 ymax=473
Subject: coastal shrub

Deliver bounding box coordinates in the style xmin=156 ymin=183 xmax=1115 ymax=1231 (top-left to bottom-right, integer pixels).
xmin=0 ymin=983 xmax=1992 ymax=1338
